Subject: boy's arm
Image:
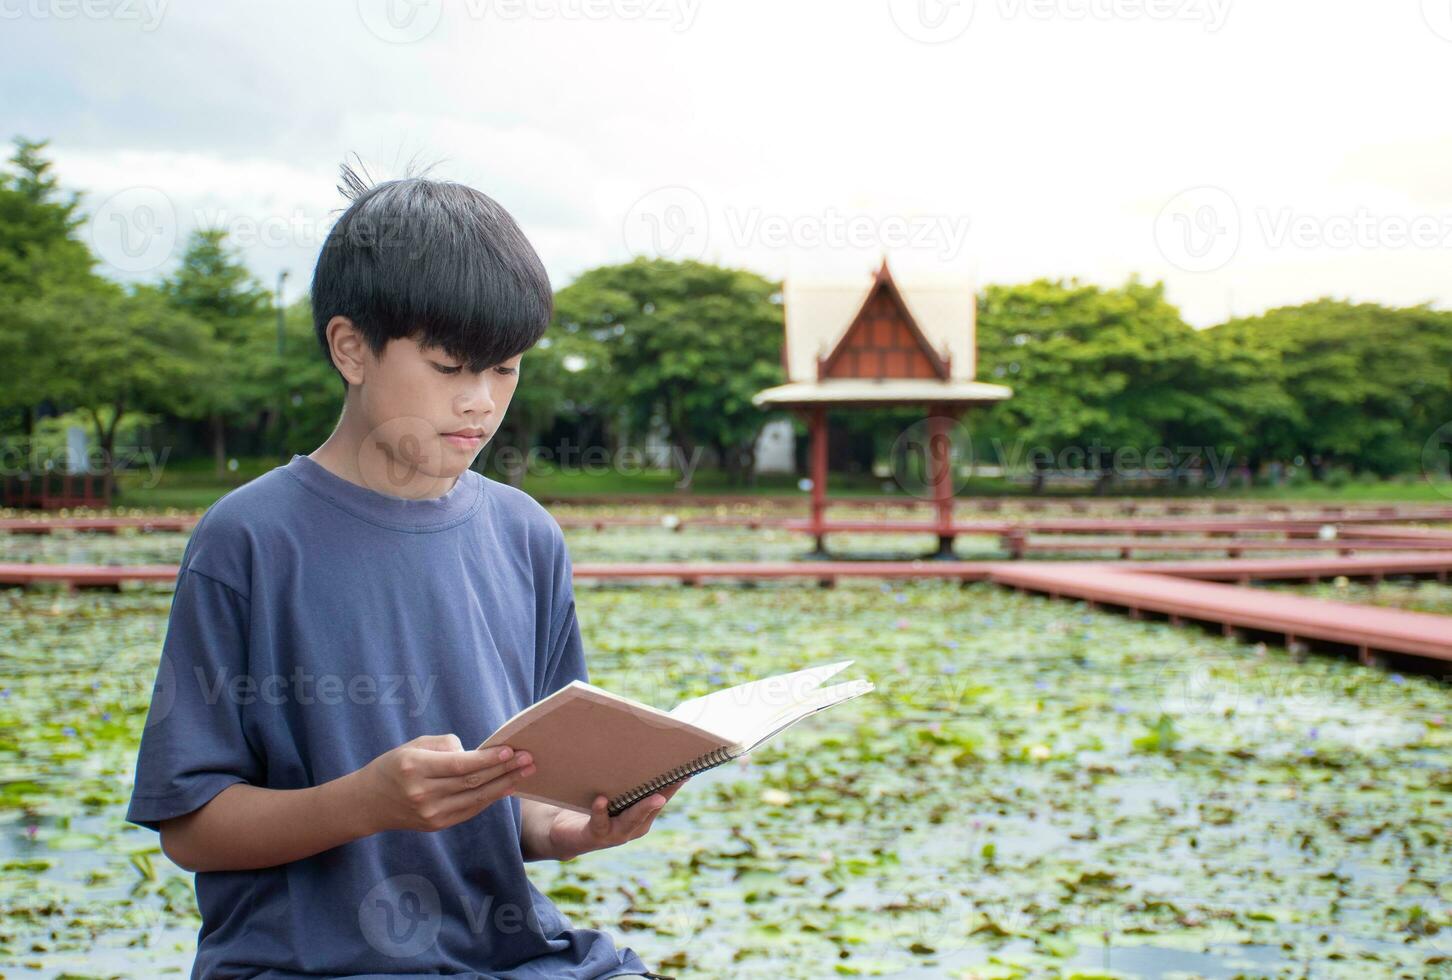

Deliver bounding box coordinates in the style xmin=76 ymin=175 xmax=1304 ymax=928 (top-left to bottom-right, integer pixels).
xmin=161 ymin=771 xmax=375 ymax=872
xmin=161 ymin=734 xmax=534 ymax=872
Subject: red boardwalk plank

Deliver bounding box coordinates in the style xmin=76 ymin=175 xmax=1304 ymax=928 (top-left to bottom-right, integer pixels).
xmin=0 ymin=560 xmax=1004 ymax=589
xmin=1127 ymin=554 xmax=1452 ymax=582
xmin=987 ymin=563 xmax=1452 ymax=663
xmin=0 ymin=563 xmax=180 ymax=587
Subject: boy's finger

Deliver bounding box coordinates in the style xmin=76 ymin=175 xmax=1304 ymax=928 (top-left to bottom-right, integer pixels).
xmin=436 ymin=766 xmax=532 ymax=816
xmin=411 ymin=733 xmax=464 ymax=752
xmin=618 ymin=792 xmax=667 ymax=834
xmin=418 ymin=744 xmax=517 ymax=778
xmin=436 ymin=754 xmax=534 ymax=794
xmin=590 ymin=795 xmax=612 ymax=835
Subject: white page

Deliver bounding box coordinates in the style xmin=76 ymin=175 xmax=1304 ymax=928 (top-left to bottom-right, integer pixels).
xmin=735 ymin=678 xmax=876 ymax=754
xmin=667 ymin=661 xmax=857 ymax=747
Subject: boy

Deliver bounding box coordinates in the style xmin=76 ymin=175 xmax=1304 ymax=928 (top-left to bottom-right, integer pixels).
xmin=125 ymin=167 xmax=683 ymax=978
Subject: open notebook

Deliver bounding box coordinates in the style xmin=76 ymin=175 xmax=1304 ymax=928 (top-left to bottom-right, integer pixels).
xmin=478 ymin=661 xmax=875 ymax=816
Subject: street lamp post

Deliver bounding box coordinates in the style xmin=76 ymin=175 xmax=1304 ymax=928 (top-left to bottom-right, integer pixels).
xmin=276 ymin=269 xmax=289 ymax=461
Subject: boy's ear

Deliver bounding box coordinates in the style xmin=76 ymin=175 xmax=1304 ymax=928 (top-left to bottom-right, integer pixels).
xmin=326 ymin=316 xmax=369 ymax=387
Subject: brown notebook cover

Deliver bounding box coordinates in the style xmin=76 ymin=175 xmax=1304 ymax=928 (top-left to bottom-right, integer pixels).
xmin=478 ymin=661 xmax=874 ymax=815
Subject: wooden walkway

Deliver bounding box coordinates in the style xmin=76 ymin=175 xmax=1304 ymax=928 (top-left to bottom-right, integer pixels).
xmin=0 ymin=516 xmax=196 ymax=535
xmin=4 ymin=552 xmax=1451 ymax=664
xmin=987 ymin=562 xmax=1452 ymax=665
xmin=1130 ymin=553 xmax=1452 ymax=583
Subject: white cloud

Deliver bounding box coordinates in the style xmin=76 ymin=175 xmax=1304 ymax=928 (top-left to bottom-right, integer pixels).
xmin=1 ymin=0 xmax=1446 ymax=325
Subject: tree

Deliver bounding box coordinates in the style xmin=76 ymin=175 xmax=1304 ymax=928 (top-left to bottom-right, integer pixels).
xmin=551 ymin=258 xmax=783 ymax=487
xmin=159 ymin=228 xmax=275 ymax=476
xmin=14 ymin=279 xmax=212 ymax=493
xmin=975 ymin=277 xmax=1210 ymax=490
xmin=0 ymin=137 xmax=98 ymax=434
xmin=1209 ymin=300 xmax=1452 ymax=477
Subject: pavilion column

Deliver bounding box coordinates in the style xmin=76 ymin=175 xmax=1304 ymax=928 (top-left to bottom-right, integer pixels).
xmin=927 ymin=404 xmax=958 ymax=558
xmin=809 ymin=405 xmax=828 ymax=556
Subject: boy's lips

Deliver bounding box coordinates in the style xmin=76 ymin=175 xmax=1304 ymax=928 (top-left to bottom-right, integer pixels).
xmin=442 ymin=429 xmax=486 ymax=448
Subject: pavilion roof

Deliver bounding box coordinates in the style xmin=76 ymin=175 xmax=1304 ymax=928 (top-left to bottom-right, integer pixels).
xmin=782 ymin=260 xmax=980 ymax=384
xmin=752 ymin=378 xmax=1013 ymax=409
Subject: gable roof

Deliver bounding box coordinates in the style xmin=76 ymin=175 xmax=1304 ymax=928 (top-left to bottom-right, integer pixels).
xmin=783 ymin=259 xmax=978 ymax=384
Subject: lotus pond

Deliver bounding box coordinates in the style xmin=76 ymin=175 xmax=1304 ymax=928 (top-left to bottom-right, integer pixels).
xmin=0 ymin=528 xmax=1449 ymax=978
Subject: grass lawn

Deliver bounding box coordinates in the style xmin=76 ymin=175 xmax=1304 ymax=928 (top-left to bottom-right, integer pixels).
xmin=96 ymin=455 xmax=1452 ymax=513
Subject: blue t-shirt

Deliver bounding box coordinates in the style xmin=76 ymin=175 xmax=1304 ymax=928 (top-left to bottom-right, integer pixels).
xmin=125 ymin=453 xmax=651 ymax=979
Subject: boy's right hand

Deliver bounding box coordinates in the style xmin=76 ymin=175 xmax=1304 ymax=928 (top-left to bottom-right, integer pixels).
xmin=355 ymin=733 xmax=535 ymax=834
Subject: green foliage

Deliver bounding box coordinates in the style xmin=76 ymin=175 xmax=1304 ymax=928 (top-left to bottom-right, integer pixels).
xmin=1210 ymin=300 xmax=1452 ymax=475
xmin=551 ymin=258 xmax=784 ymax=484
xmin=976 ymin=279 xmax=1452 ymax=482
xmin=11 ymin=279 xmax=213 ymax=455
xmin=3 ymin=136 xmax=1449 ymax=484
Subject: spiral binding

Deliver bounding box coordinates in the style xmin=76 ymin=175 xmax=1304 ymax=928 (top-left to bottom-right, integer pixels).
xmin=607 ymin=745 xmax=734 ymax=816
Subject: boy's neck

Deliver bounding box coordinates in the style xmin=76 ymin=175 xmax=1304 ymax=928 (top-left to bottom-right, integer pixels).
xmin=307 ymin=408 xmax=463 ymax=502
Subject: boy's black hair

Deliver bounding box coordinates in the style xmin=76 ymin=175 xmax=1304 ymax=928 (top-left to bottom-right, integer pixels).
xmin=311 ymin=160 xmax=553 ymax=388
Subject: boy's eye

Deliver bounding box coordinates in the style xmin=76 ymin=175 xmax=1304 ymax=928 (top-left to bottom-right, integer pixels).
xmin=433 ymin=362 xmax=463 ymax=375
xmin=495 ymin=365 xmax=518 ymax=376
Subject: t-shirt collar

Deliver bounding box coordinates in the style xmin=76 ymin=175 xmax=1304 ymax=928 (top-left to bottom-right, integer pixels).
xmin=283 ymin=453 xmax=482 ymax=532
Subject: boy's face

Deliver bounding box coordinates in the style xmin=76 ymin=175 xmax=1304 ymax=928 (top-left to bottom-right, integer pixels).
xmin=352 ymin=334 xmax=522 ymax=484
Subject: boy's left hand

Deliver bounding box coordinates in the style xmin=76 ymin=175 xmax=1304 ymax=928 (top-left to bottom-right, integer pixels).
xmin=547 ymin=779 xmax=688 ymax=860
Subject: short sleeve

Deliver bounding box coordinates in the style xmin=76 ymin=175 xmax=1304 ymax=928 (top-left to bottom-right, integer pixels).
xmin=536 ymin=534 xmax=589 ymax=702
xmin=125 ymin=566 xmax=265 ymax=832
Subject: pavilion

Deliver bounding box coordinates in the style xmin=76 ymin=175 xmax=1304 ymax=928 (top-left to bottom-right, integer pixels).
xmin=752 ymin=259 xmax=1013 ymax=557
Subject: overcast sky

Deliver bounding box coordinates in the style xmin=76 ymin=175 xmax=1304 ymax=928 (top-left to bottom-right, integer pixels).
xmin=3 ymin=0 xmax=1449 ymax=326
